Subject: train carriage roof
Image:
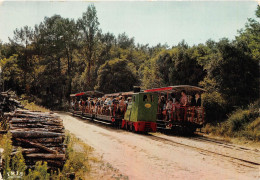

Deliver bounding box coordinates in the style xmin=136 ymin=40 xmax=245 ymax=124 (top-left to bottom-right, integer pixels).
xmin=105 ymin=92 xmax=121 ymax=97
xmin=105 ymin=91 xmax=134 ymax=97
xmin=70 ymin=91 xmax=104 ymax=97
xmin=70 ymin=92 xmax=85 ymax=97
xmin=85 ymin=91 xmax=104 ymax=96
xmin=144 ymin=85 xmax=205 ymax=94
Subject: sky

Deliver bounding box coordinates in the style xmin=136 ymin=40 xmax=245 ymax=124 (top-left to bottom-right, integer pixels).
xmin=0 ymin=0 xmax=259 ymax=46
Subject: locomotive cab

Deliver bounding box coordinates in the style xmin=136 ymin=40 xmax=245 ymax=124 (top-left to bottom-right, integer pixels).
xmin=123 ymin=92 xmax=158 ymax=132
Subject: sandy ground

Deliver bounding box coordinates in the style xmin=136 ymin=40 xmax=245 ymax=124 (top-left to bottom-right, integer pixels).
xmin=58 ymin=113 xmax=260 ymax=180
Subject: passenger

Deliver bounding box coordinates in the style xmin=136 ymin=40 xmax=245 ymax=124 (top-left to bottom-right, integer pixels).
xmin=71 ymin=100 xmax=75 ymax=110
xmin=113 ymin=96 xmax=119 ymax=107
xmin=90 ymin=98 xmax=95 ymax=113
xmin=124 ymin=96 xmax=128 ymax=104
xmin=119 ymin=96 xmax=126 ymax=115
xmin=162 ymin=99 xmax=168 ymax=118
xmin=180 ymin=90 xmax=188 ymax=121
xmin=191 ymin=94 xmax=196 ymax=106
xmin=100 ymin=97 xmax=105 ymax=114
xmin=75 ymin=100 xmax=79 ymax=111
xmin=158 ymin=96 xmax=165 ymax=114
xmin=194 ymin=93 xmax=201 ymax=106
xmin=126 ymin=97 xmax=132 ymax=106
xmin=96 ymin=98 xmax=101 ymax=114
xmin=180 ymin=90 xmax=188 ymax=106
xmin=170 ymin=93 xmax=176 ymax=104
xmin=82 ymin=99 xmax=86 ymax=112
xmin=166 ymin=99 xmax=174 ymax=121
xmin=107 ymin=98 xmax=112 ymax=115
xmin=87 ymin=97 xmax=91 ymax=113
xmin=93 ymin=98 xmax=98 ymax=113
xmin=174 ymin=99 xmax=181 ymax=120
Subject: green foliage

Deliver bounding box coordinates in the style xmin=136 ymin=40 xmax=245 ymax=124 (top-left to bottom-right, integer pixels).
xmin=256 ymin=5 xmax=260 ymax=18
xmin=2 ymin=132 xmax=13 ymax=179
xmin=77 ymin=4 xmax=100 ymax=90
xmin=62 ymin=133 xmax=92 ymax=178
xmin=205 ymin=100 xmax=260 ymax=141
xmin=236 ymin=5 xmax=260 ymax=61
xmin=0 ymin=55 xmax=23 ymax=92
xmin=142 ymin=43 xmax=206 ymax=89
xmin=95 ymin=58 xmax=139 ymax=93
xmin=24 ymin=161 xmax=50 ymax=180
xmin=208 ymin=39 xmax=259 ymax=107
xmin=201 ymin=91 xmax=227 ymax=122
xmin=11 ymin=147 xmax=27 ymax=176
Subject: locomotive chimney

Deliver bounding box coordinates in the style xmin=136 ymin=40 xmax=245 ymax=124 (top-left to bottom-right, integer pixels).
xmin=133 ymin=86 xmax=140 ymax=93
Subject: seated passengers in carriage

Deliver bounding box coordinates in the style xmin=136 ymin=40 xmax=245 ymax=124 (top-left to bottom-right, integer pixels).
xmin=106 ymin=98 xmax=112 ymax=115
xmin=192 ymin=93 xmax=201 ymax=107
xmin=173 ymin=99 xmax=181 ymax=121
xmin=112 ymin=96 xmax=120 ymax=115
xmin=71 ymin=100 xmax=75 ymax=110
xmin=100 ymin=97 xmax=105 ymax=114
xmin=93 ymin=98 xmax=98 ymax=113
xmin=119 ymin=96 xmax=126 ymax=115
xmin=166 ymin=99 xmax=174 ymax=121
xmin=86 ymin=97 xmax=91 ymax=113
xmin=190 ymin=93 xmax=202 ymax=122
xmin=180 ymin=90 xmax=188 ymax=120
xmin=126 ymin=97 xmax=132 ymax=107
xmin=96 ymin=98 xmax=101 ymax=114
xmin=180 ymin=90 xmax=187 ymax=107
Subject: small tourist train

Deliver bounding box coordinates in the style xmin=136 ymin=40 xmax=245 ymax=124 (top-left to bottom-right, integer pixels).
xmin=69 ymin=85 xmax=205 ymax=134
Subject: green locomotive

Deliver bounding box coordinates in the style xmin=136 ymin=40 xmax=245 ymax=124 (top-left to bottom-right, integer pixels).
xmin=122 ymin=92 xmax=158 ymax=132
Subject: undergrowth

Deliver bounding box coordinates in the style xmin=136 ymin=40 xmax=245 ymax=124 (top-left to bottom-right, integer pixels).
xmin=203 ymin=100 xmax=260 ymax=142
xmin=0 ymin=132 xmax=94 ymax=179
xmin=20 ymin=94 xmax=50 ymax=112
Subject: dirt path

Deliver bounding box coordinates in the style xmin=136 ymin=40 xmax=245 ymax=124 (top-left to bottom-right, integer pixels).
xmin=58 ymin=113 xmax=260 ymax=180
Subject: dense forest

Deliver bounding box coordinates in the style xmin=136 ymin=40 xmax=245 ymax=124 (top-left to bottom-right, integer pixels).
xmin=0 ymin=5 xmax=259 ymax=122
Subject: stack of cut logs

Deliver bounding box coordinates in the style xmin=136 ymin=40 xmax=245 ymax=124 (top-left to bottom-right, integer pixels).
xmin=0 ymin=91 xmax=22 ymax=113
xmin=8 ymin=110 xmax=66 ymax=170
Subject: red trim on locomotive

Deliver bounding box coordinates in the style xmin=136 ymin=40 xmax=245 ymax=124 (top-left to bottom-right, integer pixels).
xmin=122 ymin=119 xmax=157 ymax=132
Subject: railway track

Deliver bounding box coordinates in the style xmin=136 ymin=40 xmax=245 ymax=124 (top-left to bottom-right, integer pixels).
xmin=191 ymin=136 xmax=259 ymax=154
xmin=148 ymin=134 xmax=260 ymax=168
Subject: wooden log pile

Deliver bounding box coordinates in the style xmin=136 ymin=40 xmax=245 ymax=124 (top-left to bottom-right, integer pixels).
xmin=0 ymin=91 xmax=22 ymax=114
xmin=8 ymin=110 xmax=66 ymax=170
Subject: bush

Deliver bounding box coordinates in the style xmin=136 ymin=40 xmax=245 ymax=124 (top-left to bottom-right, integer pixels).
xmin=205 ymin=100 xmax=260 ymax=141
xmin=24 ymin=162 xmax=50 ymax=180
xmin=202 ymin=91 xmax=227 ymax=122
xmin=62 ymin=133 xmax=92 ymax=178
xmin=11 ymin=147 xmax=27 ymax=176
xmin=2 ymin=132 xmax=13 ymax=179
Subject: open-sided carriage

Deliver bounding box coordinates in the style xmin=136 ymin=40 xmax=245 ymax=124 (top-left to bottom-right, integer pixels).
xmin=144 ymin=85 xmax=206 ymax=133
xmin=97 ymin=91 xmax=134 ymax=125
xmin=69 ymin=91 xmax=104 ymax=118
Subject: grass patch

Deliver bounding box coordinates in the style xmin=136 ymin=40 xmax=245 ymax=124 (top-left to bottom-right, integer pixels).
xmin=203 ymin=100 xmax=260 ymax=142
xmin=21 ymin=100 xmax=50 ymax=112
xmin=63 ymin=132 xmax=128 ymax=180
xmin=62 ymin=132 xmax=94 ymax=179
